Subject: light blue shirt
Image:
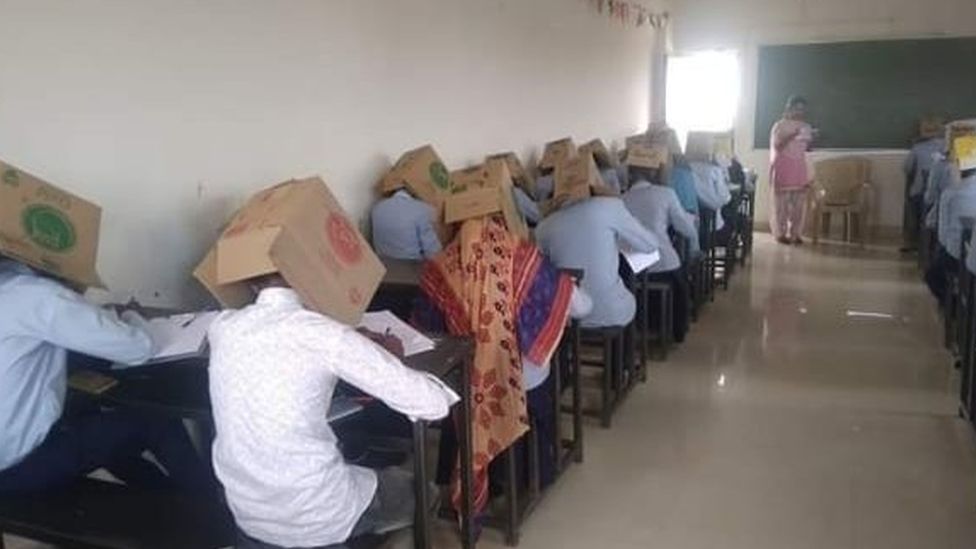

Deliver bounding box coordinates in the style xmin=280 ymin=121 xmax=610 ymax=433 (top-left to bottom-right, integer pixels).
xmin=937 ymin=174 xmax=976 ymax=259
xmin=0 ymin=260 xmax=154 ymax=471
xmin=370 ymin=190 xmax=442 ymax=261
xmin=600 ymin=168 xmax=623 ymax=194
xmin=905 ymin=138 xmax=946 ymax=197
xmin=669 ymin=164 xmax=700 ymax=215
xmin=623 ymin=181 xmax=700 ymax=272
xmin=512 ymin=187 xmax=541 ymax=225
xmin=925 ymin=158 xmax=952 ymax=228
xmin=535 ymin=197 xmax=658 ymax=328
xmin=690 ymin=161 xmax=732 ymax=231
xmin=534 ymin=175 xmax=555 ymax=201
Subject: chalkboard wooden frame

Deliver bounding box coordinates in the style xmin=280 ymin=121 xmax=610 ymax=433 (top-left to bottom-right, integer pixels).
xmin=754 ymin=37 xmax=976 ymax=150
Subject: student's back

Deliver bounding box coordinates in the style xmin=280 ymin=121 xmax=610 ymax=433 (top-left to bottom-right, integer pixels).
xmin=938 ymin=173 xmax=976 ymax=258
xmin=623 ymin=182 xmax=699 ymax=273
xmin=0 ymin=260 xmax=153 ymax=472
xmin=906 ymin=138 xmax=946 ymax=197
xmin=535 ymin=197 xmax=657 ymax=327
xmin=208 ymin=287 xmax=454 ymax=547
xmin=370 ymin=190 xmax=441 ymax=260
xmin=669 ymin=163 xmax=700 ymax=216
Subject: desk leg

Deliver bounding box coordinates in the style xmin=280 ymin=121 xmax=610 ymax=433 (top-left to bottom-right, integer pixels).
xmin=572 ymin=322 xmax=583 ymax=463
xmin=459 ymin=356 xmax=476 ymax=549
xmin=413 ymin=420 xmax=430 ymax=549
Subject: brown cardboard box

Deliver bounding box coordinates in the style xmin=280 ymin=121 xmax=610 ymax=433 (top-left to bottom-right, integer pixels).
xmin=554 ymin=154 xmax=609 ymax=204
xmin=378 ymin=144 xmax=454 ymax=244
xmin=444 ymin=161 xmax=529 ymax=239
xmin=579 ymin=139 xmax=614 ymax=167
xmin=193 ymin=177 xmax=386 ymax=325
xmin=486 ymin=151 xmax=533 ymax=194
xmin=625 ymin=142 xmax=668 ymax=169
xmin=0 ymin=159 xmax=103 ymax=288
xmin=538 ymin=137 xmax=577 ymax=170
xmin=378 ymin=145 xmax=453 ymax=206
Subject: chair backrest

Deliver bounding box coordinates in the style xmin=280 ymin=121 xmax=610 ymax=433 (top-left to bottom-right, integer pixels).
xmin=813 ymin=157 xmax=871 ymax=206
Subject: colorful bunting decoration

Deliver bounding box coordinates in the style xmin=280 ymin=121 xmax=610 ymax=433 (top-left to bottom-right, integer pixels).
xmin=590 ymin=0 xmax=668 ymax=29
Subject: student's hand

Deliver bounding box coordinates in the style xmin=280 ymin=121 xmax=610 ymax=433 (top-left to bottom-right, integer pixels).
xmin=357 ymin=328 xmax=405 ymax=359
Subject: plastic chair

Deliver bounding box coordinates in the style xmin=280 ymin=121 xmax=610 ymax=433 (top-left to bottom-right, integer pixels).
xmin=810 ymin=157 xmax=873 ymax=246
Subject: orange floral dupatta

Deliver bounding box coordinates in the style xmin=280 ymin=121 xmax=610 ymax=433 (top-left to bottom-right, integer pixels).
xmin=420 ymin=215 xmax=572 ymax=519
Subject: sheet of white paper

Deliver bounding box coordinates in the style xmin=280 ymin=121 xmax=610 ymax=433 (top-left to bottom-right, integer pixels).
xmin=143 ymin=311 xmax=220 ymax=362
xmin=621 ymin=249 xmax=661 ymax=274
xmin=359 ymin=310 xmax=436 ymax=357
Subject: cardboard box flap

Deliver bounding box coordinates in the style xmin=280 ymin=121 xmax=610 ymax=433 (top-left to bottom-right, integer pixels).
xmin=579 ymin=139 xmax=614 ymax=167
xmin=192 ymin=246 xmax=253 ymax=309
xmin=445 ymin=187 xmax=503 ymax=223
xmin=215 ymin=226 xmax=283 ymax=284
xmin=625 ymin=142 xmax=668 ymax=169
xmin=953 ymin=130 xmax=976 ymax=171
xmin=0 ymin=160 xmax=104 ymax=288
xmin=487 ymin=152 xmax=533 ymax=194
xmin=539 ymin=138 xmax=577 ymax=170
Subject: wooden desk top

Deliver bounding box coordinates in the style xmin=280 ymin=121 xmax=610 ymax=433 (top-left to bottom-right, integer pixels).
xmin=73 ymin=335 xmax=472 ymax=421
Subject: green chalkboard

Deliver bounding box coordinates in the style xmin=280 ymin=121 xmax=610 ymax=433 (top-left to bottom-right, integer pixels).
xmin=754 ymin=37 xmax=976 ymax=150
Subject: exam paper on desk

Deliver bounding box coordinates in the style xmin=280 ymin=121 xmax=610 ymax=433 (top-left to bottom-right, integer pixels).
xmin=358 ymin=310 xmax=436 ymax=357
xmin=621 ymin=248 xmax=661 ymax=274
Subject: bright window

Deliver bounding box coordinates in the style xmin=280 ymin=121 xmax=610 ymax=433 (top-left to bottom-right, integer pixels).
xmin=666 ymin=51 xmax=740 ymax=149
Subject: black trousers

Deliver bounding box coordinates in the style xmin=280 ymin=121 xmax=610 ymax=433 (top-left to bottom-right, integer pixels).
xmin=0 ymin=408 xmax=211 ymax=494
xmin=925 ymin=248 xmax=959 ymax=306
xmin=647 ymin=267 xmax=691 ymax=344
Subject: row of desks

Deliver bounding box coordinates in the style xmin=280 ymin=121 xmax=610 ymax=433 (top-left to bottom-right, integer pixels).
xmin=63 ymin=259 xmax=476 ymax=549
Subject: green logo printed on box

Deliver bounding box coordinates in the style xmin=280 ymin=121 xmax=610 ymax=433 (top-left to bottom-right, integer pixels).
xmin=429 ymin=162 xmax=450 ymax=190
xmin=2 ymin=169 xmax=19 ymax=187
xmin=21 ymin=205 xmax=76 ymax=252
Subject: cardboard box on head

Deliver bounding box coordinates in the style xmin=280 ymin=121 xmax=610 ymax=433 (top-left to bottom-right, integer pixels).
xmin=579 ymin=139 xmax=614 ymax=167
xmin=486 ymin=152 xmax=533 ymax=195
xmin=378 ymin=144 xmax=453 ymax=204
xmin=193 ymin=177 xmax=386 ymax=325
xmin=625 ymin=142 xmax=668 ymax=169
xmin=951 ymin=123 xmax=976 ymax=171
xmin=538 ymin=137 xmax=577 ymax=171
xmin=445 ymin=160 xmax=529 ymax=239
xmin=0 ymin=159 xmax=103 ymax=288
xmin=553 ymin=154 xmax=613 ymax=207
xmin=378 ymin=144 xmax=455 ymax=244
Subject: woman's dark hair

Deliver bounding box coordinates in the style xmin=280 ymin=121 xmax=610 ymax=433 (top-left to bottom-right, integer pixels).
xmin=786 ymin=95 xmax=808 ymax=109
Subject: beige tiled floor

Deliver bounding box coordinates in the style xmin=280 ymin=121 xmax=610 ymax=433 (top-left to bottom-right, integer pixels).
xmin=8 ymin=234 xmax=976 ymax=548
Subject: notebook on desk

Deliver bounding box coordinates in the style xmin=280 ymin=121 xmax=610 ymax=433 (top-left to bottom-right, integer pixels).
xmin=142 ymin=311 xmax=221 ymax=364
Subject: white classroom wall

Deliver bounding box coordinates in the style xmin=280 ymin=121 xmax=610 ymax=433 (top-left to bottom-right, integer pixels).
xmin=669 ymin=0 xmax=976 ymax=233
xmin=0 ymin=0 xmax=662 ymax=306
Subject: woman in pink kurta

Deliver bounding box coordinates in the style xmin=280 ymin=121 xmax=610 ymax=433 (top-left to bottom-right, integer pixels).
xmin=770 ymin=96 xmax=815 ymax=244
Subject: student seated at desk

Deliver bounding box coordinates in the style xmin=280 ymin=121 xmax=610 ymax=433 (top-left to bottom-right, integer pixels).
xmin=370 ymin=187 xmax=442 ymax=260
xmin=415 ymin=214 xmax=577 ymax=517
xmin=207 ymin=274 xmax=457 ymax=549
xmin=535 ymin=181 xmax=658 ymax=329
xmin=623 ymin=147 xmax=700 ymax=343
xmin=903 ymin=117 xmax=946 ymax=251
xmin=670 ymin=154 xmax=701 ymax=220
xmin=925 ymin=153 xmax=953 ymax=229
xmin=0 ymin=257 xmax=209 ymax=494
xmin=925 ymin=165 xmax=976 ymax=305
xmin=686 ymin=142 xmax=732 ymax=233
